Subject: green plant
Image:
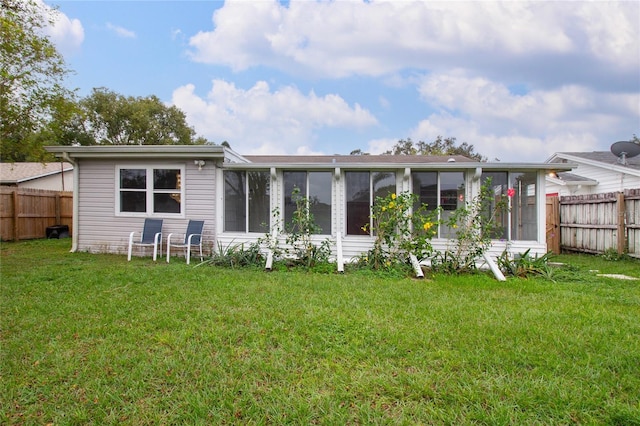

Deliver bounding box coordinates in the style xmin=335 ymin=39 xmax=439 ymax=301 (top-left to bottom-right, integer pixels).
xmin=359 ymin=191 xmax=439 ymax=270
xmin=431 ymin=180 xmax=508 ymax=273
xmin=260 ymin=188 xmax=332 ymax=270
xmin=601 ymin=248 xmax=630 ymax=261
xmin=498 ymin=249 xmax=554 ymax=278
xmin=201 ymin=240 xmax=264 ymax=268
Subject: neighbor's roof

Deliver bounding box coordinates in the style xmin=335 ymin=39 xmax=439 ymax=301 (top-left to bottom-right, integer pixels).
xmin=549 ymin=151 xmax=640 ymax=172
xmin=0 ymin=162 xmax=73 ymax=184
xmin=548 ymin=172 xmax=599 ymax=187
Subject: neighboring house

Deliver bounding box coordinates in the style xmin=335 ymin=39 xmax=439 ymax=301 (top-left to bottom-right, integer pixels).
xmin=45 ymin=145 xmax=573 ymax=262
xmin=545 ymin=151 xmax=640 ymax=197
xmin=0 ymin=162 xmax=73 ymax=191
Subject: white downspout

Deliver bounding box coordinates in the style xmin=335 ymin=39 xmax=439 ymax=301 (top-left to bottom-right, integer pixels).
xmin=61 ymin=152 xmax=79 ymax=252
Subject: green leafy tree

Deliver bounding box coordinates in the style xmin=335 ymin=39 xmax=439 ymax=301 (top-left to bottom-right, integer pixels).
xmin=384 ymin=137 xmax=486 ymax=161
xmin=1 ymin=0 xmax=75 ymax=161
xmin=64 ymin=88 xmax=203 ymax=145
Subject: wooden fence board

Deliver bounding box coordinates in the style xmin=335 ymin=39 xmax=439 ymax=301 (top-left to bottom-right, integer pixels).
xmin=557 ymin=189 xmax=640 ymax=257
xmin=0 ymin=187 xmax=72 ymax=241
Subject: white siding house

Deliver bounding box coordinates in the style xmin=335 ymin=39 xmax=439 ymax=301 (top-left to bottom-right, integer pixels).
xmin=545 ymin=151 xmax=640 ymax=197
xmin=46 ymin=145 xmax=574 ymax=262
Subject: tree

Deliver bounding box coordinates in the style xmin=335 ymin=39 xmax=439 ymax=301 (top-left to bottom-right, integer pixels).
xmin=61 ymin=88 xmax=204 ymax=146
xmin=383 ymin=137 xmax=486 ymax=161
xmin=1 ymin=0 xmax=75 ymax=161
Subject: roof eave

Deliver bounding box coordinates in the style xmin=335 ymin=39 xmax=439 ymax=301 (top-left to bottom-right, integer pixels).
xmin=223 ymin=162 xmax=577 ymax=171
xmin=45 ymin=145 xmax=226 ymax=160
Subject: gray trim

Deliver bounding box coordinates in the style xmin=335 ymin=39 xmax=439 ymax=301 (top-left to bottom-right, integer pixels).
xmin=46 ymin=145 xmax=226 ymax=160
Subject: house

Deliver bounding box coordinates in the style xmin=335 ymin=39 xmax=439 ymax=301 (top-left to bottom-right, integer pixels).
xmin=545 ymin=151 xmax=640 ymax=197
xmin=45 ymin=145 xmax=573 ymax=262
xmin=0 ymin=162 xmax=73 ymax=191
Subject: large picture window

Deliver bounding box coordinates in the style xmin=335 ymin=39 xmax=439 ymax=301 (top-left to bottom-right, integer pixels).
xmin=346 ymin=171 xmax=396 ymax=235
xmin=284 ymin=171 xmax=332 ymax=234
xmin=411 ymin=171 xmax=465 ymax=238
xmin=117 ymin=166 xmax=183 ymax=216
xmin=224 ymin=170 xmax=270 ymax=233
xmin=481 ymin=171 xmax=508 ymax=239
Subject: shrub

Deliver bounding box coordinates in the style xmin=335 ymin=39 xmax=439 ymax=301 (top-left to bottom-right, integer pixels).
xmin=261 ymin=188 xmax=332 ymax=270
xmin=358 ymin=191 xmax=439 ymax=270
xmin=498 ymin=249 xmax=553 ymax=278
xmin=431 ymin=180 xmax=509 ymax=273
xmin=202 ymin=241 xmax=264 ymax=268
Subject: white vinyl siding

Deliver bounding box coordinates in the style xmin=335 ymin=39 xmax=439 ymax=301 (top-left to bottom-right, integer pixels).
xmin=76 ymin=160 xmax=215 ymax=255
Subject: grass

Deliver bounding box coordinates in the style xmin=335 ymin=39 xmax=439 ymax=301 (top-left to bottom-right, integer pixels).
xmin=1 ymin=239 xmax=639 ymax=425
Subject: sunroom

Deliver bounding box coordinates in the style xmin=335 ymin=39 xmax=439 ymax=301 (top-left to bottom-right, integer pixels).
xmin=216 ymin=154 xmax=569 ymax=263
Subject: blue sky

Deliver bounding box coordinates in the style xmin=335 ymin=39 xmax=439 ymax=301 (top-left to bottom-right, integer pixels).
xmin=44 ymin=0 xmax=639 ymax=162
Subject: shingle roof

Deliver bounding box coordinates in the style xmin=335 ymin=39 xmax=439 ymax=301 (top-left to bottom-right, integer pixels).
xmin=0 ymin=162 xmax=73 ymax=184
xmin=559 ymin=151 xmax=640 ymax=171
xmin=243 ymin=154 xmax=474 ymax=164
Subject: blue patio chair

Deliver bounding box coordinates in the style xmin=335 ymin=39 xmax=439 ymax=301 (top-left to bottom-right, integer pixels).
xmin=127 ymin=218 xmax=163 ymax=261
xmin=166 ymin=220 xmax=205 ymax=264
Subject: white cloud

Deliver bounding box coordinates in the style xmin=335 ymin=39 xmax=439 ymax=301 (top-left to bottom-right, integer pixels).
xmin=106 ymin=23 xmax=136 ymax=39
xmin=187 ymin=0 xmax=638 ymax=86
xmin=39 ymin=1 xmax=84 ymax=55
xmin=171 ymin=80 xmax=378 ymax=154
xmin=411 ymin=72 xmax=638 ymax=162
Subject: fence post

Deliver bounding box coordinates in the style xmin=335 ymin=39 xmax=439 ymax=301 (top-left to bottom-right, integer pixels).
xmin=617 ymin=192 xmax=626 ymax=254
xmin=55 ymin=193 xmax=61 ymax=223
xmin=12 ymin=189 xmax=19 ymax=241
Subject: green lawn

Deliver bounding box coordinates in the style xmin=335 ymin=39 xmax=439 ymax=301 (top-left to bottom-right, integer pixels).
xmin=2 ymin=239 xmax=639 ymax=425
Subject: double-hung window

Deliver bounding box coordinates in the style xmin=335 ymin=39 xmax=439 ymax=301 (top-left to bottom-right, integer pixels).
xmin=117 ymin=166 xmax=184 ymax=216
xmin=223 ymin=170 xmax=270 ymax=233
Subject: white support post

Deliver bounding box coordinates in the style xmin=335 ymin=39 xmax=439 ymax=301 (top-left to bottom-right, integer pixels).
xmin=409 ymin=253 xmax=424 ymax=278
xmin=265 ymin=229 xmax=278 ymax=271
xmin=336 ymin=232 xmax=344 ymax=273
xmin=483 ymin=252 xmax=506 ymax=281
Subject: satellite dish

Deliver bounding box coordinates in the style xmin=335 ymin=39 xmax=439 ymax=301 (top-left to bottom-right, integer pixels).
xmin=610 ymin=140 xmax=640 ymax=165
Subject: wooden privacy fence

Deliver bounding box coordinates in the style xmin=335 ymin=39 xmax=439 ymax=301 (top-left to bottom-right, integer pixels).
xmin=0 ymin=187 xmax=73 ymax=241
xmin=554 ymin=189 xmax=640 ymax=258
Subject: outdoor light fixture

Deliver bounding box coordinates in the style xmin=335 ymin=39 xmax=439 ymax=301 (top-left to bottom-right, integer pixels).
xmin=194 ymin=160 xmax=205 ymax=171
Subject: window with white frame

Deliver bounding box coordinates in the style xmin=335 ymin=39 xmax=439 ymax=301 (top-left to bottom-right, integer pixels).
xmin=283 ymin=171 xmax=332 ymax=235
xmin=117 ymin=166 xmax=184 ymax=216
xmin=345 ymin=171 xmax=396 ymax=235
xmin=223 ymin=170 xmax=270 ymax=233
xmin=411 ymin=171 xmax=465 ymax=238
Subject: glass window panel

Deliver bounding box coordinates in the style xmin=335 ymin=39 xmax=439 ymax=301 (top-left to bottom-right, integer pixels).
xmin=224 ymin=171 xmax=246 ymax=232
xmin=412 ymin=172 xmax=438 ymax=211
xmin=120 ymin=169 xmax=146 ymax=189
xmin=346 ymin=171 xmax=370 ymax=235
xmin=120 ymin=191 xmax=146 ymax=212
xmin=309 ymin=172 xmax=332 ymax=234
xmin=154 ymin=169 xmax=180 ymax=189
xmin=373 ymin=172 xmax=396 ymax=200
xmin=510 ymin=172 xmax=537 ymax=240
xmin=440 ymin=172 xmax=465 ymax=239
xmin=154 ymin=193 xmax=181 ymax=213
xmin=482 ymin=172 xmax=508 ymax=239
xmin=284 ymin=171 xmax=307 ymax=228
xmin=248 ymin=171 xmax=270 ymax=233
